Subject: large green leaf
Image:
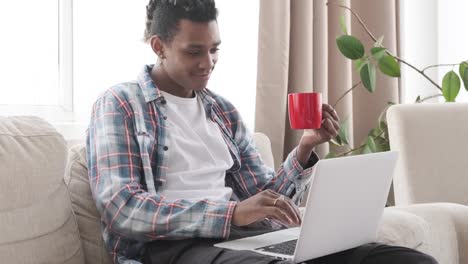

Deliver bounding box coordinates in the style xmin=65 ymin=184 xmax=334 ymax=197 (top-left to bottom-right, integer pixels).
xmin=463 ymin=67 xmax=468 ymax=92
xmin=366 ymin=136 xmax=377 ymax=153
xmin=371 ymin=47 xmax=386 ymax=61
xmin=442 ymin=71 xmax=461 ymax=102
xmin=374 ymin=137 xmax=389 ymax=152
xmin=360 ymin=63 xmax=376 ymax=93
xmin=368 ymin=128 xmax=380 ymax=137
xmin=330 ymin=134 xmax=343 ymax=146
xmin=338 ymin=118 xmax=350 ymax=145
xmin=361 ymin=144 xmax=373 ymax=154
xmin=379 ymin=120 xmax=388 ymax=131
xmin=378 ymin=55 xmax=401 ymax=77
xmin=460 ymin=62 xmax=468 ymax=91
xmin=336 ymin=35 xmax=365 ymax=60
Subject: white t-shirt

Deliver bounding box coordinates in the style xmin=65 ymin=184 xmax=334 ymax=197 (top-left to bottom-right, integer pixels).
xmin=159 ymin=90 xmax=234 ymax=202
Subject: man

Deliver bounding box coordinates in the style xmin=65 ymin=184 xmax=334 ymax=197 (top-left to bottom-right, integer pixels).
xmin=86 ymin=0 xmax=438 ymax=263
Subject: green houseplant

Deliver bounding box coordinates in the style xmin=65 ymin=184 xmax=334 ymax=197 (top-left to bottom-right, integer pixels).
xmin=326 ymin=3 xmax=468 ymax=158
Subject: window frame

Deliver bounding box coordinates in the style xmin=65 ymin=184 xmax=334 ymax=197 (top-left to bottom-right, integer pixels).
xmin=0 ymin=0 xmax=74 ymax=122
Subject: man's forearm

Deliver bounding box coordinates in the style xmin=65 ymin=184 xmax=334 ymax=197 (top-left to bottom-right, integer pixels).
xmin=296 ymin=138 xmax=317 ymax=168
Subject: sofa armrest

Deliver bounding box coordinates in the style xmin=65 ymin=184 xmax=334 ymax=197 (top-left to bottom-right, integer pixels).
xmin=394 ymin=203 xmax=468 ymax=264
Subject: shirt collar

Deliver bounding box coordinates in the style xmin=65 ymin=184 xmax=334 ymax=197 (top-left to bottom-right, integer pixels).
xmin=137 ymin=64 xmax=217 ymax=106
xmin=137 ymin=64 xmax=163 ymax=103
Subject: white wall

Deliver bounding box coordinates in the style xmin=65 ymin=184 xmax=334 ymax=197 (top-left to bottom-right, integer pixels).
xmin=399 ymin=0 xmax=468 ymax=103
xmin=437 ymin=0 xmax=468 ymax=102
xmin=399 ymin=0 xmax=440 ymax=103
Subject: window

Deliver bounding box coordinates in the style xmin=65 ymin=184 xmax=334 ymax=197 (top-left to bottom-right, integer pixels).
xmin=0 ymin=1 xmax=60 ymax=106
xmin=0 ymin=0 xmax=72 ymax=120
xmin=437 ymin=0 xmax=468 ymax=102
xmin=0 ymin=0 xmax=259 ymax=136
xmin=208 ymin=0 xmax=259 ymax=130
xmin=72 ymin=0 xmax=155 ymax=128
xmin=73 ymin=0 xmax=259 ymax=130
xmin=399 ymin=0 xmax=468 ymax=103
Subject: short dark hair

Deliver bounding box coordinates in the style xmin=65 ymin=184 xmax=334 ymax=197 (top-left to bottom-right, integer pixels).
xmin=144 ymin=0 xmax=218 ymax=42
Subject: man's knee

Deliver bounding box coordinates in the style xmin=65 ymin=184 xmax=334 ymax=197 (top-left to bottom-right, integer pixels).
xmin=360 ymin=243 xmax=438 ymax=264
xmin=415 ymin=253 xmax=438 ymax=264
xmin=397 ymin=251 xmax=438 ymax=264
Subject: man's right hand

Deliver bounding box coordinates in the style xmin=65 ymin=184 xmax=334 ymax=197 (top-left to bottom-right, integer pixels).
xmin=231 ymin=189 xmax=302 ymax=227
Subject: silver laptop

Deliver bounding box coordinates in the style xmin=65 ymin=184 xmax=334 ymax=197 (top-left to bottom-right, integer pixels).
xmin=214 ymin=151 xmax=398 ymax=263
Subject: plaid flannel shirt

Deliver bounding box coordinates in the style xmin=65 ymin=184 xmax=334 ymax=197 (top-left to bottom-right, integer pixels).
xmin=86 ymin=65 xmax=318 ymax=263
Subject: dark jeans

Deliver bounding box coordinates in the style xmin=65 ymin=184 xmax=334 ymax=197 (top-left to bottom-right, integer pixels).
xmin=142 ymin=226 xmax=438 ymax=264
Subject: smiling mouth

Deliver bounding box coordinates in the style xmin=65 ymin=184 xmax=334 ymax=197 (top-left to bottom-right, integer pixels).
xmin=193 ymin=73 xmax=211 ymax=79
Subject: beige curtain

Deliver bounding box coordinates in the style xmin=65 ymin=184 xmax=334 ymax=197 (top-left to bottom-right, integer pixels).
xmin=255 ymin=0 xmax=400 ymax=168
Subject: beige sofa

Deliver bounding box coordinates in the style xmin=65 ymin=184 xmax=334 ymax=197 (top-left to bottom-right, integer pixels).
xmin=0 ymin=116 xmax=464 ymax=263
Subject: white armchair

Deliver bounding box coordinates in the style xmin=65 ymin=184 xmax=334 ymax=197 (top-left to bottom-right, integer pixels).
xmin=387 ymin=103 xmax=468 ymax=205
xmin=387 ymin=103 xmax=468 ymax=264
xmin=252 ymin=132 xmax=466 ymax=263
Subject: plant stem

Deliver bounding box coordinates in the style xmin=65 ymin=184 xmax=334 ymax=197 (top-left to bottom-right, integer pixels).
xmin=333 ymin=4 xmax=378 ymax=42
xmin=328 ymin=2 xmax=443 ymax=92
xmin=392 ymin=56 xmax=443 ymax=91
xmin=422 ymin=63 xmax=461 ymax=73
xmin=332 ymin=81 xmax=362 ymax=108
xmin=336 ymin=129 xmax=385 ymax=157
xmin=418 ymin=93 xmax=444 ymax=103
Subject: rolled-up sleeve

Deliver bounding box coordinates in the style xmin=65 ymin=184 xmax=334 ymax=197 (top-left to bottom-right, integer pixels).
xmin=222 ymin=99 xmax=318 ymax=205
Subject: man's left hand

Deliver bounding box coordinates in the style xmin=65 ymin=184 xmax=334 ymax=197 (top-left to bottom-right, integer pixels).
xmin=300 ymin=104 xmax=340 ymax=149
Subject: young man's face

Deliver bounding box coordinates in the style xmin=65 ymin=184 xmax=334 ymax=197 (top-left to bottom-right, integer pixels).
xmin=161 ymin=19 xmax=220 ymax=92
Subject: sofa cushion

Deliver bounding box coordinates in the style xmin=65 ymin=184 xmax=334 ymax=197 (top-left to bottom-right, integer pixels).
xmin=376 ymin=207 xmax=428 ymax=249
xmin=65 ymin=143 xmax=112 ymax=264
xmin=0 ymin=116 xmax=84 ymax=263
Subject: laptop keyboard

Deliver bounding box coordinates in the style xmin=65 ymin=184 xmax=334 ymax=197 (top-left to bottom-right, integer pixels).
xmin=254 ymin=239 xmax=297 ymax=256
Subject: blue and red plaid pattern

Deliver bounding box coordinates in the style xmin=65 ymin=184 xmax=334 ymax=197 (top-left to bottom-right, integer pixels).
xmin=86 ymin=65 xmax=317 ymax=263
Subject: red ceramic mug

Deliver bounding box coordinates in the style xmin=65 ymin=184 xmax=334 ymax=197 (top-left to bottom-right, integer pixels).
xmin=288 ymin=92 xmax=322 ymax=129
